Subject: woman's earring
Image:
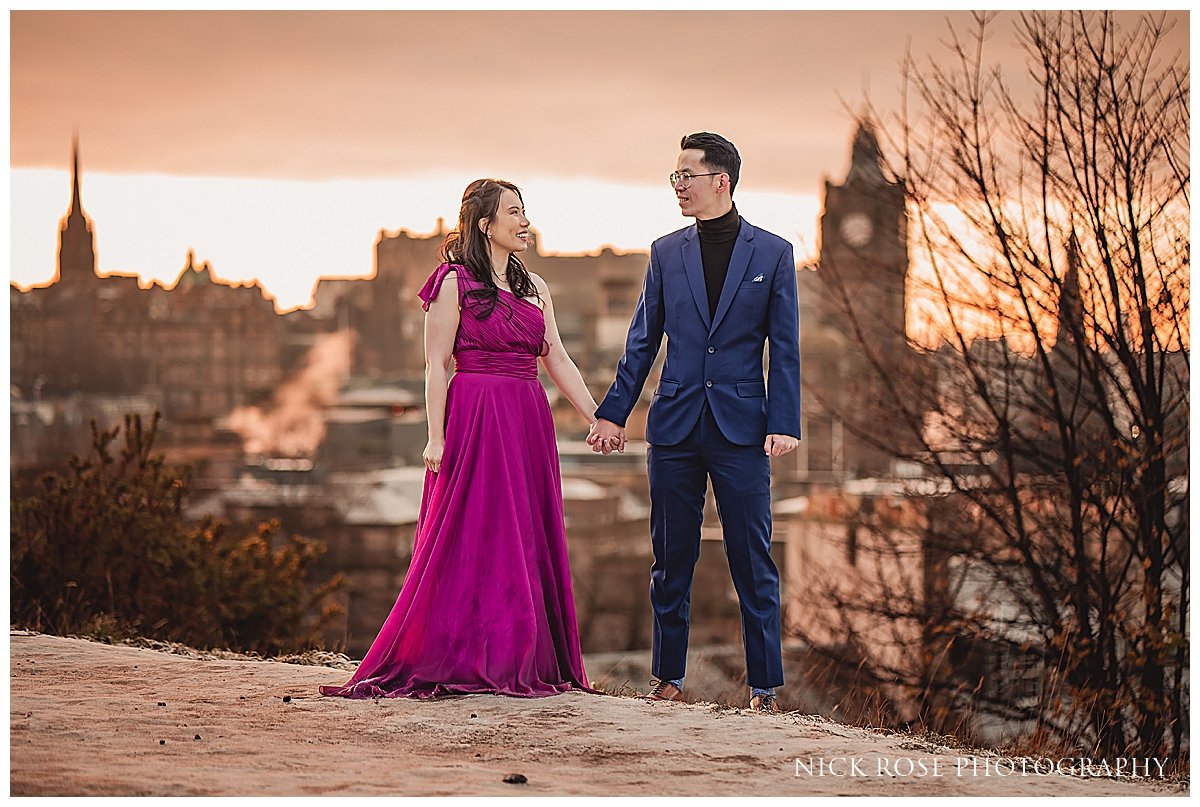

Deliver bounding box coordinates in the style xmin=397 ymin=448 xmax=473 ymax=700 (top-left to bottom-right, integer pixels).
xmin=487 ymin=231 xmax=492 ymax=239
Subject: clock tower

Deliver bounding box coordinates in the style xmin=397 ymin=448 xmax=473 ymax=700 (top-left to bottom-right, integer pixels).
xmin=799 ymin=123 xmax=914 ymax=478
xmin=817 ymin=123 xmax=908 ymax=341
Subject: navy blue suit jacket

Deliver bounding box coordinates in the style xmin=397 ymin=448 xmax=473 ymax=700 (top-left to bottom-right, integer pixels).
xmin=595 ymin=217 xmax=802 ymax=446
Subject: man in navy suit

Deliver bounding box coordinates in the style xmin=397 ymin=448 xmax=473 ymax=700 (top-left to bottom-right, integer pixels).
xmin=588 ymin=132 xmax=801 ymax=713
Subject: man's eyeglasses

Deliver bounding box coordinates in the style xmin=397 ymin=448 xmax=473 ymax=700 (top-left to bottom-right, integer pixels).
xmin=669 ymin=171 xmax=721 ymax=188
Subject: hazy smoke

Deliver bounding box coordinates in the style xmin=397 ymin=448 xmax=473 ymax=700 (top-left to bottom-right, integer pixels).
xmin=228 ymin=329 xmax=354 ymax=457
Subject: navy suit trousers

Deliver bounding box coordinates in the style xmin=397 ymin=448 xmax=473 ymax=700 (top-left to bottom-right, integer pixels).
xmin=646 ymin=402 xmax=784 ymax=689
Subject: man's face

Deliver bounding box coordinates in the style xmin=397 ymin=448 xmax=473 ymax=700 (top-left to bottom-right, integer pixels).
xmin=673 ymin=149 xmax=727 ymax=220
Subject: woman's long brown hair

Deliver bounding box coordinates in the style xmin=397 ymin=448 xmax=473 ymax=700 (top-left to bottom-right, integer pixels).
xmin=438 ymin=178 xmax=541 ymax=319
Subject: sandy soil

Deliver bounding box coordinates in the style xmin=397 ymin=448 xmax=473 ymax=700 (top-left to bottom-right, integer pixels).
xmin=9 ymin=632 xmax=1186 ymax=797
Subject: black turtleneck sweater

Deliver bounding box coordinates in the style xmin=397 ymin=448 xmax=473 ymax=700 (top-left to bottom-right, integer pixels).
xmin=697 ymin=204 xmax=740 ymax=318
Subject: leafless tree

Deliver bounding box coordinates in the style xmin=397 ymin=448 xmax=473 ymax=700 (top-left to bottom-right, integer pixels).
xmin=800 ymin=11 xmax=1188 ymax=760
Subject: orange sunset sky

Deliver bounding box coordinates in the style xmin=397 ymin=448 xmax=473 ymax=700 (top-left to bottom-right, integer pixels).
xmin=10 ymin=9 xmax=1190 ymax=312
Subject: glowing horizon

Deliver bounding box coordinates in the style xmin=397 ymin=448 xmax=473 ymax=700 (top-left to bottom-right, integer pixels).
xmin=10 ymin=167 xmax=824 ymax=312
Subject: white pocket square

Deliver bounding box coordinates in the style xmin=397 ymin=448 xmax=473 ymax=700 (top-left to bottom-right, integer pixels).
xmin=752 ymin=274 xmax=765 ymax=283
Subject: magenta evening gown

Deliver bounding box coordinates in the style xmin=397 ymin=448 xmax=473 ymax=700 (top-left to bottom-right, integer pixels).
xmin=320 ymin=262 xmax=596 ymax=699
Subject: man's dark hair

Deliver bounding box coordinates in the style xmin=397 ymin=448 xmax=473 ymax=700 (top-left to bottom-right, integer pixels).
xmin=680 ymin=132 xmax=742 ymax=195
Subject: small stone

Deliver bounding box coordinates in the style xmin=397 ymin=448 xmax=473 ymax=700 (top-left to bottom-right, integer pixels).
xmin=502 ymin=773 xmax=527 ymax=785
xmin=159 ymin=740 xmax=166 ymax=745
xmin=470 ymin=713 xmax=477 ymax=718
xmin=283 ymin=696 xmax=292 ymax=703
xmin=475 ymin=753 xmax=482 ymax=757
xmin=195 ymin=734 xmax=202 ymax=741
xmin=239 ymin=696 xmax=246 ymax=700
xmin=157 ymin=702 xmax=166 ymax=707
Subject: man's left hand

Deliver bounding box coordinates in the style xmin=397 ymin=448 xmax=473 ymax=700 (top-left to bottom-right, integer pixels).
xmin=763 ymin=434 xmax=799 ymax=457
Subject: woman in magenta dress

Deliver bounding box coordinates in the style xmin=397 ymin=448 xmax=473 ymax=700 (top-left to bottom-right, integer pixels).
xmin=320 ymin=179 xmax=609 ymax=699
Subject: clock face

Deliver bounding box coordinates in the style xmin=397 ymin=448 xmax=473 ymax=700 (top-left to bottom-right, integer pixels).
xmin=840 ymin=213 xmax=873 ymax=247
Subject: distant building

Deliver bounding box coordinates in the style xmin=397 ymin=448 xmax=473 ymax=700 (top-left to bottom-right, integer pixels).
xmin=149 ymin=252 xmax=283 ymax=440
xmin=797 ymin=123 xmax=928 ymax=481
xmin=10 ymin=135 xmax=112 ymax=396
xmin=312 ymin=223 xmax=653 ymax=384
xmin=10 ymin=139 xmax=284 ymax=468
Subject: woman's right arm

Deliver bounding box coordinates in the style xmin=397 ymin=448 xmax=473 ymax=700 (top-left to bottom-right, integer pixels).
xmin=423 ymin=270 xmax=459 ymax=473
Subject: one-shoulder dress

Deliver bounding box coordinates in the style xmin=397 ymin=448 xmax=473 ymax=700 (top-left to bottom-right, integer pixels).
xmin=319 ymin=262 xmax=595 ymax=699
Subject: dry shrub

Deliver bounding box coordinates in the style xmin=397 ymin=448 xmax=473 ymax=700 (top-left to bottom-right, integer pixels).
xmin=11 ymin=412 xmax=343 ymax=655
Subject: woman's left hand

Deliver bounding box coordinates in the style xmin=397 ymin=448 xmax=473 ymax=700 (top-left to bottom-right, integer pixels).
xmin=423 ymin=441 xmax=445 ymax=473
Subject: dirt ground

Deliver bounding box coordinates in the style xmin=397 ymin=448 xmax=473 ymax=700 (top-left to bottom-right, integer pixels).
xmin=8 ymin=632 xmax=1186 ymax=796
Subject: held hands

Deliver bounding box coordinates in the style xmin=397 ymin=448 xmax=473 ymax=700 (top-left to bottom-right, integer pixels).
xmin=764 ymin=434 xmax=799 ymax=457
xmin=587 ymin=418 xmax=626 ymax=455
xmin=423 ymin=440 xmax=444 ymax=473
xmin=585 ymin=423 xmax=792 ymax=455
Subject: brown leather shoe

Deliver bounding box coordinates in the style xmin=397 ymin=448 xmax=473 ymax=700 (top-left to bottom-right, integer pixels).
xmin=749 ymin=694 xmax=781 ymax=713
xmin=646 ymin=681 xmax=683 ymax=701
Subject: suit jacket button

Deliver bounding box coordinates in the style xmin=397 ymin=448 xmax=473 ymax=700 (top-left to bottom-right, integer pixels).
xmin=707 ymin=346 xmax=715 ymax=353
xmin=705 ymin=380 xmax=713 ymax=388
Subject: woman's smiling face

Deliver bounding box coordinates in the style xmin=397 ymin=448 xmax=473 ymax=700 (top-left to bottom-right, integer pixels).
xmin=482 ymin=188 xmax=531 ymax=255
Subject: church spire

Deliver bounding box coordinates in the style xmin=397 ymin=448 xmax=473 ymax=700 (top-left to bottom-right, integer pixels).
xmin=58 ymin=133 xmax=97 ymax=285
xmin=1058 ymin=230 xmax=1083 ymax=347
xmin=69 ymin=132 xmax=85 ymax=221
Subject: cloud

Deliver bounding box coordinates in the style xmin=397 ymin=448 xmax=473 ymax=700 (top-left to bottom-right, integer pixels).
xmin=24 ymin=10 xmax=1173 ymax=190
